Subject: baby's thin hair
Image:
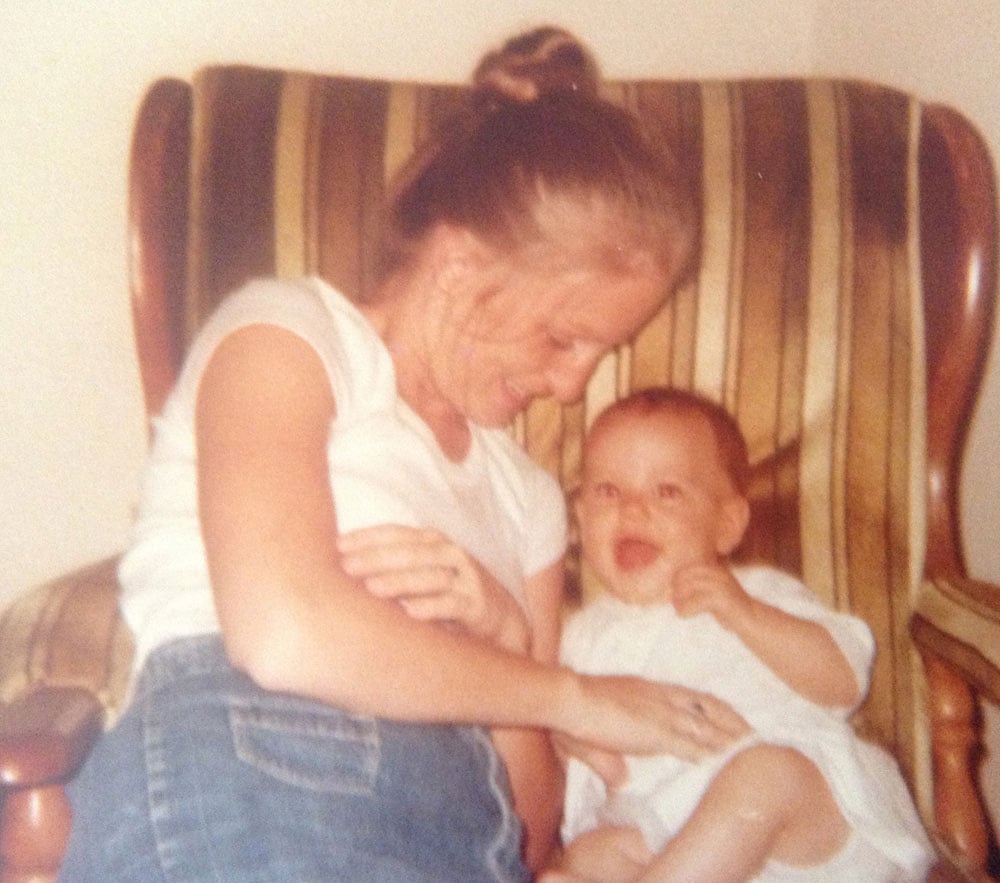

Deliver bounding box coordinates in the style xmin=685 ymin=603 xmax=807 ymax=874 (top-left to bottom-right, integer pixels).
xmin=592 ymin=387 xmax=751 ymax=495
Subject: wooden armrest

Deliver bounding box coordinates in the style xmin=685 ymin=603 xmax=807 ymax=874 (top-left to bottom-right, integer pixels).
xmin=0 ymin=687 xmax=103 ymax=881
xmin=911 ymin=576 xmax=1000 ymax=877
xmin=0 ymin=686 xmax=103 ymax=788
xmin=913 ymin=575 xmax=1000 ymax=703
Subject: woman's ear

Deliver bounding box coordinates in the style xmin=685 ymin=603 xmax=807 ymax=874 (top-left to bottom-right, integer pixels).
xmin=715 ymin=494 xmax=750 ymax=556
xmin=426 ymin=223 xmax=496 ymax=294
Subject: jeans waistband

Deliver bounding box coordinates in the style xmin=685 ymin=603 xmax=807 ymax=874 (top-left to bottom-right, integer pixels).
xmin=138 ymin=633 xmax=242 ymax=691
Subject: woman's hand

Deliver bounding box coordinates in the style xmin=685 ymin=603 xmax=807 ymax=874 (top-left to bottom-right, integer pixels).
xmin=559 ymin=674 xmax=749 ymax=770
xmin=337 ymin=525 xmax=530 ymax=654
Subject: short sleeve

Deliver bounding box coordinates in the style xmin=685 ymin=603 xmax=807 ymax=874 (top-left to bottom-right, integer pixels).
xmin=518 ymin=458 xmax=569 ymax=580
xmin=735 ymin=566 xmax=876 ymax=707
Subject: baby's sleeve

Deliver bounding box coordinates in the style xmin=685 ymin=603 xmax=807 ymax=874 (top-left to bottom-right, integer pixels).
xmin=736 ymin=566 xmax=875 ymax=708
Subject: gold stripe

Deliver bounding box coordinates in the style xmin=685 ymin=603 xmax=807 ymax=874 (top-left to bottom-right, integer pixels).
xmin=184 ymin=69 xmax=211 ymax=342
xmin=383 ymin=84 xmax=420 ymax=187
xmin=905 ymin=94 xmax=928 ymax=599
xmin=274 ymin=73 xmax=312 ymax=278
xmin=830 ymin=86 xmax=855 ymax=612
xmin=695 ymin=82 xmax=738 ymax=401
xmin=720 ymin=85 xmax=746 ymax=412
xmin=799 ymin=81 xmax=841 ymax=609
xmin=904 ymin=93 xmax=933 ymax=820
xmin=885 ymin=97 xmax=920 ymax=779
xmin=584 ymin=349 xmax=619 ymax=431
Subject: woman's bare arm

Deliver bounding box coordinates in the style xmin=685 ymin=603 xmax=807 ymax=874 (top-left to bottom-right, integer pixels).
xmin=337 ymin=527 xmax=567 ymax=869
xmin=196 ymin=324 xmax=746 ymax=753
xmin=492 ymin=560 xmax=567 ymax=871
xmin=198 ymin=324 xmax=556 ymax=723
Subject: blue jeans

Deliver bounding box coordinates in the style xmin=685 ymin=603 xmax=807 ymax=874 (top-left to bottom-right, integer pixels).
xmin=59 ymin=635 xmax=529 ymax=882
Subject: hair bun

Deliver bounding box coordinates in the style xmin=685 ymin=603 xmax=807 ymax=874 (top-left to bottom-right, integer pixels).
xmin=471 ymin=27 xmax=600 ymax=108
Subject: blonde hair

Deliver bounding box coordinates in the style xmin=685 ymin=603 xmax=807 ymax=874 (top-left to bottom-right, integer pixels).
xmin=383 ymin=27 xmax=694 ymax=280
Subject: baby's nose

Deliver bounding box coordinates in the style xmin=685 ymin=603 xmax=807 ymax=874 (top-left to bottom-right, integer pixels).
xmin=618 ymin=489 xmax=651 ymax=516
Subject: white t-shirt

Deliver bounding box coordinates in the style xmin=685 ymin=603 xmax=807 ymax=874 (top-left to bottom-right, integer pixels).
xmin=119 ymin=277 xmax=568 ymax=675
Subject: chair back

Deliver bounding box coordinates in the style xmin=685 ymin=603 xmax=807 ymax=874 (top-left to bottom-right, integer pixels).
xmin=128 ymin=68 xmax=998 ymax=820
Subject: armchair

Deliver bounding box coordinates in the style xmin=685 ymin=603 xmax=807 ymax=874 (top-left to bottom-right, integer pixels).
xmin=0 ymin=66 xmax=997 ymax=881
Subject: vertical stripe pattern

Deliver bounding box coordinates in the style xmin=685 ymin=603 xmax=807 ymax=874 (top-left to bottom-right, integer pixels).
xmin=183 ymin=68 xmax=926 ymax=780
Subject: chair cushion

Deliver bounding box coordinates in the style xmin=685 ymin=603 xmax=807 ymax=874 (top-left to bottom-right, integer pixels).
xmin=0 ymin=558 xmax=133 ymax=721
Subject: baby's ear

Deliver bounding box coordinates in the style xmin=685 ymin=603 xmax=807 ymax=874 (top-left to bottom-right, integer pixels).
xmin=716 ymin=495 xmax=750 ymax=556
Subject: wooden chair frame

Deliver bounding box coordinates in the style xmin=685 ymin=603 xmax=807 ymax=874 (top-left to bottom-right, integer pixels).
xmin=0 ymin=74 xmax=997 ymax=882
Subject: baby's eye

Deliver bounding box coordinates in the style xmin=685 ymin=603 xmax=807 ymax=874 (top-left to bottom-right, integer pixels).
xmin=593 ymin=482 xmax=619 ymax=500
xmin=547 ymin=331 xmax=575 ymax=351
xmin=656 ymin=483 xmax=683 ymax=500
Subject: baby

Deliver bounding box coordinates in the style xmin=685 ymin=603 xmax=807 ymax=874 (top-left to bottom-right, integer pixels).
xmin=547 ymin=388 xmax=932 ymax=882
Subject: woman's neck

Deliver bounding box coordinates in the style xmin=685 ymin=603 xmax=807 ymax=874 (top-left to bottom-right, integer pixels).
xmin=361 ymin=287 xmax=472 ymax=463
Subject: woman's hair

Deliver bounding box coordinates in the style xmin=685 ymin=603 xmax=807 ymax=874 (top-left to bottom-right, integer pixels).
xmin=591 ymin=387 xmax=751 ymax=496
xmin=382 ymin=27 xmax=695 ymax=280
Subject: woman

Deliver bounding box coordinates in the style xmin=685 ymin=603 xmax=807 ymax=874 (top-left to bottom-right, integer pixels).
xmin=61 ymin=27 xmax=745 ymax=882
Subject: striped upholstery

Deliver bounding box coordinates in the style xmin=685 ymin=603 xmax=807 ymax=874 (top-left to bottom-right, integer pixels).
xmin=0 ymin=559 xmax=133 ymax=715
xmin=4 ymin=65 xmax=998 ymax=881
xmin=0 ymin=69 xmax=959 ymax=824
xmin=182 ymin=69 xmax=927 ymax=780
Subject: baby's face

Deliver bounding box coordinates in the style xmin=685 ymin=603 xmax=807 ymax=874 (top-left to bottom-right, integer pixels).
xmin=575 ymin=408 xmax=747 ymax=605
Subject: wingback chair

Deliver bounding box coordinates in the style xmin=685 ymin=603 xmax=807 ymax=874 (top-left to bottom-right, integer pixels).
xmin=1 ymin=66 xmax=998 ymax=882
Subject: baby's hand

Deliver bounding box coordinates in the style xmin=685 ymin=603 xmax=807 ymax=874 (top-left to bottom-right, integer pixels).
xmin=671 ymin=563 xmax=752 ymax=628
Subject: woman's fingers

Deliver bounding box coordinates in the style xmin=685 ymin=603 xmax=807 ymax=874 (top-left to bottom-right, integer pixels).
xmin=337 ymin=525 xmax=455 ymax=580
xmin=337 ymin=525 xmax=527 ymax=649
xmin=571 ymin=675 xmax=749 ymax=764
xmin=338 ymin=526 xmax=470 ymax=598
xmin=654 ymin=685 xmax=750 ymax=757
xmin=688 ymin=689 xmax=750 ymax=741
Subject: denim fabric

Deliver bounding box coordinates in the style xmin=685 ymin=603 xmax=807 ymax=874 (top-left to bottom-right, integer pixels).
xmin=59 ymin=635 xmax=528 ymax=882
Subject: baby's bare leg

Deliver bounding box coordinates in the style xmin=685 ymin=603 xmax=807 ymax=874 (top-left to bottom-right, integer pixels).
xmin=637 ymin=744 xmax=849 ymax=883
xmin=541 ymin=825 xmax=652 ymax=883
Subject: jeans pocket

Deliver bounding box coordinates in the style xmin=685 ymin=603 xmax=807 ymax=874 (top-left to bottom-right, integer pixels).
xmin=229 ymin=693 xmax=380 ymax=795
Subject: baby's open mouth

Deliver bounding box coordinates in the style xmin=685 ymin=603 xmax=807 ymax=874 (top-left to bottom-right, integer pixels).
xmin=614 ymin=536 xmax=661 ymax=571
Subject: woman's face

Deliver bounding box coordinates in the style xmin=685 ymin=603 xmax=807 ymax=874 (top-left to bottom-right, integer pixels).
xmin=430 ymin=258 xmax=667 ymax=427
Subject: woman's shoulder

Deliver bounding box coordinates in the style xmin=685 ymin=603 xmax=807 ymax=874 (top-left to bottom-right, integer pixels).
xmin=206 ymin=277 xmax=355 ymax=338
xmin=186 ymin=277 xmax=395 ymax=416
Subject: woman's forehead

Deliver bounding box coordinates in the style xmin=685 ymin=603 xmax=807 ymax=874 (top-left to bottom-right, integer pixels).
xmin=556 ymin=268 xmax=665 ymax=337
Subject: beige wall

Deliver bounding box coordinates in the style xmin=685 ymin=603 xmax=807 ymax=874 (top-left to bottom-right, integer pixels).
xmin=3 ymin=0 xmax=997 ymax=827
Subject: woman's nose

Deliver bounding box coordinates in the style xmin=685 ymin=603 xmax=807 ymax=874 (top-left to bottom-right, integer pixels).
xmin=546 ymin=344 xmax=605 ymax=403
